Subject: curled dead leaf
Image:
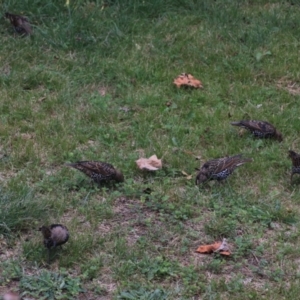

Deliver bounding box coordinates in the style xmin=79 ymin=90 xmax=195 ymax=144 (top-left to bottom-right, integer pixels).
xmin=183 ymin=150 xmax=201 ymax=160
xmin=196 ymin=238 xmax=231 ymax=256
xmin=173 ymin=73 xmax=203 ymax=88
xmin=136 ymin=155 xmax=162 ymax=171
xmin=181 ymin=170 xmax=192 ymax=180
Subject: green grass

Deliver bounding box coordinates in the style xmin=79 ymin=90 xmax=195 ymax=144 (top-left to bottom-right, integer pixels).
xmin=1 ymin=0 xmax=300 ymax=299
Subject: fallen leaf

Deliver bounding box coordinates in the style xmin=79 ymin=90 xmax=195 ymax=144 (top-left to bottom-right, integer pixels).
xmin=196 ymin=242 xmax=221 ymax=254
xmin=183 ymin=150 xmax=201 ymax=160
xmin=215 ymin=238 xmax=230 ymax=255
xmin=173 ymin=73 xmax=203 ymax=88
xmin=38 ymin=96 xmax=46 ymax=102
xmin=181 ymin=170 xmax=189 ymax=176
xmin=255 ymin=50 xmax=272 ymax=62
xmin=181 ymin=170 xmax=192 ymax=180
xmin=136 ymin=155 xmax=162 ymax=171
xmin=196 ymin=238 xmax=231 ymax=256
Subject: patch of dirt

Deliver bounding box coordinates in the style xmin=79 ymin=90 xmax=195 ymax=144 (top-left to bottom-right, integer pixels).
xmin=78 ymin=83 xmax=115 ymax=98
xmin=277 ymin=78 xmax=300 ymax=95
xmin=0 ymin=236 xmax=23 ymax=262
xmin=0 ymin=64 xmax=11 ymax=76
xmin=96 ymin=197 xmax=161 ymax=247
xmin=75 ymin=139 xmax=100 ymax=152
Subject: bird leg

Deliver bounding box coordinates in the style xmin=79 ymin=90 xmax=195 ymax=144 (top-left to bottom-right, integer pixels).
xmin=47 ymin=249 xmax=51 ymax=265
xmin=218 ymin=179 xmax=226 ymax=185
xmin=291 ymin=173 xmax=294 ymax=184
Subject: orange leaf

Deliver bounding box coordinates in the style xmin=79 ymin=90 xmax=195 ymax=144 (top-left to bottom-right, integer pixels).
xmin=219 ymin=251 xmax=231 ymax=256
xmin=173 ymin=73 xmax=203 ymax=88
xmin=196 ymin=242 xmax=222 ymax=254
xmin=196 ymin=239 xmax=231 ymax=256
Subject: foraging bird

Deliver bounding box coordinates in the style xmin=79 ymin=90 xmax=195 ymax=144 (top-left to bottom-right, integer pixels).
xmin=288 ymin=150 xmax=300 ymax=183
xmin=196 ymin=154 xmax=252 ymax=185
xmin=231 ymin=120 xmax=283 ymax=142
xmin=5 ymin=12 xmax=32 ymax=35
xmin=39 ymin=224 xmax=69 ymax=263
xmin=65 ymin=161 xmax=124 ymax=183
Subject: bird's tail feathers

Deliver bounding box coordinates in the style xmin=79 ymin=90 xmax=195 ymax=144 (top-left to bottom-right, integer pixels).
xmin=230 ymin=121 xmax=242 ymax=126
xmin=236 ymin=157 xmax=253 ymax=166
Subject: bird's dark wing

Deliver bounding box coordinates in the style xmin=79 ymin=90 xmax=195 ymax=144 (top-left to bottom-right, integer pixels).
xmin=20 ymin=19 xmax=32 ymax=34
xmin=5 ymin=13 xmax=32 ymax=34
xmin=208 ymin=155 xmax=243 ymax=174
xmin=232 ymin=120 xmax=275 ymax=133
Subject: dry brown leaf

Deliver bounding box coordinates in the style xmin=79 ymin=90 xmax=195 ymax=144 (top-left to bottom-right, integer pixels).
xmin=277 ymin=78 xmax=300 ymax=96
xmin=215 ymin=238 xmax=230 ymax=254
xmin=38 ymin=96 xmax=46 ymax=102
xmin=196 ymin=238 xmax=231 ymax=256
xmin=183 ymin=150 xmax=201 ymax=160
xmin=196 ymin=241 xmax=221 ymax=254
xmin=183 ymin=150 xmax=194 ymax=156
xmin=181 ymin=170 xmax=192 ymax=180
xmin=173 ymin=73 xmax=203 ymax=88
xmin=135 ymin=155 xmax=162 ymax=171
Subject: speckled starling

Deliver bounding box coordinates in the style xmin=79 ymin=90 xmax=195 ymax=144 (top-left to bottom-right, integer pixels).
xmin=288 ymin=150 xmax=300 ymax=183
xmin=5 ymin=12 xmax=32 ymax=35
xmin=65 ymin=161 xmax=124 ymax=183
xmin=39 ymin=224 xmax=69 ymax=263
xmin=231 ymin=120 xmax=283 ymax=142
xmin=196 ymin=154 xmax=252 ymax=185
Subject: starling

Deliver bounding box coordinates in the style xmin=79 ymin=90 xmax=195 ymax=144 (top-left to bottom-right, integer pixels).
xmin=231 ymin=120 xmax=283 ymax=142
xmin=196 ymin=154 xmax=252 ymax=185
xmin=39 ymin=224 xmax=69 ymax=263
xmin=288 ymin=150 xmax=300 ymax=183
xmin=5 ymin=12 xmax=32 ymax=35
xmin=65 ymin=161 xmax=124 ymax=183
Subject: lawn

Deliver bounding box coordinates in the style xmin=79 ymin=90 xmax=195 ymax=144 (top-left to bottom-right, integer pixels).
xmin=1 ymin=0 xmax=300 ymax=299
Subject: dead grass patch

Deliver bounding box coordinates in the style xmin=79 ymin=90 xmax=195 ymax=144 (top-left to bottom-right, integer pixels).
xmin=277 ymin=78 xmax=300 ymax=96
